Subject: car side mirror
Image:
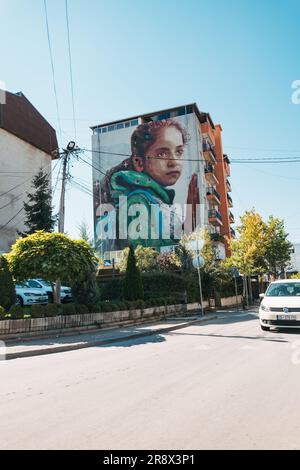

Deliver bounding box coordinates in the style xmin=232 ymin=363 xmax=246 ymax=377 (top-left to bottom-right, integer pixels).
xmin=259 ymin=293 xmax=265 ymax=299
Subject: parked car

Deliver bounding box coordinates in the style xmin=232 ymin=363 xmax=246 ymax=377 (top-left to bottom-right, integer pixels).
xmin=26 ymin=279 xmax=73 ymax=303
xmin=259 ymin=279 xmax=300 ymax=331
xmin=15 ymin=282 xmax=48 ymax=307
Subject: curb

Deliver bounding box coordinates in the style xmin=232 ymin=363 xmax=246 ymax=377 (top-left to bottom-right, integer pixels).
xmin=5 ymin=314 xmax=218 ymax=360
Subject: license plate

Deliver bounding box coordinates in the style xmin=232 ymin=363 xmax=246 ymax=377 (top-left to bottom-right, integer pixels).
xmin=277 ymin=315 xmax=296 ymax=321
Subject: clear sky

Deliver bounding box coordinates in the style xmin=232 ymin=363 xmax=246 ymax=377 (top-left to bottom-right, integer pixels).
xmin=1 ymin=0 xmax=300 ymax=242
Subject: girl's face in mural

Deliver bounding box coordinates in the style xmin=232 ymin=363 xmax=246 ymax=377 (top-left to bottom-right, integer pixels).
xmin=133 ymin=126 xmax=184 ymax=186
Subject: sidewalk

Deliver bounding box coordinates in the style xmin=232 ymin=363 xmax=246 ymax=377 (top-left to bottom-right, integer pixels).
xmin=3 ymin=312 xmax=220 ymax=360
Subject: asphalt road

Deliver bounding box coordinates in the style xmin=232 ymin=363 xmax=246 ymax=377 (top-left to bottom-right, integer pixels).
xmin=1 ymin=309 xmax=300 ymax=450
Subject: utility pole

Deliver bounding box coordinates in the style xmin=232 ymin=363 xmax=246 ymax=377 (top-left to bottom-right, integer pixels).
xmin=58 ymin=141 xmax=76 ymax=233
xmin=55 ymin=141 xmax=76 ymax=303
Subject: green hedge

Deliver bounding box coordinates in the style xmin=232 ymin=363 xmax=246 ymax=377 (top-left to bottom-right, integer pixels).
xmin=98 ymin=272 xmax=186 ymax=302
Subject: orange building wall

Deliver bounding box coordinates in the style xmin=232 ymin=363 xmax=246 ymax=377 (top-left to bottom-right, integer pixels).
xmin=214 ymin=124 xmax=232 ymax=256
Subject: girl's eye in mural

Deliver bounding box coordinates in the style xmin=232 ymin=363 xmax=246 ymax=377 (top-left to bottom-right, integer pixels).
xmin=157 ymin=151 xmax=169 ymax=159
xmin=175 ymin=148 xmax=184 ymax=157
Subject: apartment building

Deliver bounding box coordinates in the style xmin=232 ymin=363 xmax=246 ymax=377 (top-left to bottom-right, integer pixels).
xmin=0 ymin=90 xmax=58 ymax=253
xmin=91 ymin=103 xmax=234 ymax=260
xmin=199 ymin=112 xmax=235 ymax=257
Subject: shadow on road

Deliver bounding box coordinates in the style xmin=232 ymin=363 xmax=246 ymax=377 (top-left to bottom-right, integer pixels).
xmin=167 ymin=331 xmax=288 ymax=343
xmin=99 ymin=333 xmax=167 ymax=348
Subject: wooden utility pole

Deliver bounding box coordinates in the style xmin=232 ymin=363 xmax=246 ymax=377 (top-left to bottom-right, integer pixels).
xmin=55 ymin=141 xmax=76 ymax=303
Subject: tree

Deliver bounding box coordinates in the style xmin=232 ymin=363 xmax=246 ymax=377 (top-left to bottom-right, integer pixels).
xmin=226 ymin=210 xmax=268 ymax=304
xmin=23 ymin=169 xmax=56 ymax=234
xmin=7 ymin=231 xmax=97 ymax=304
xmin=157 ymin=250 xmax=181 ymax=272
xmin=265 ymin=216 xmax=293 ymax=278
xmin=77 ymin=220 xmax=93 ymax=247
xmin=119 ymin=245 xmax=159 ymax=273
xmin=0 ymin=256 xmax=16 ymax=310
xmin=122 ymin=246 xmax=144 ymax=300
xmin=291 ymin=272 xmax=300 ymax=279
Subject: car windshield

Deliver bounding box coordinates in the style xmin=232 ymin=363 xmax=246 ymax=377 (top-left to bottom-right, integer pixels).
xmin=38 ymin=280 xmax=53 ymax=287
xmin=15 ymin=282 xmax=28 ymax=288
xmin=266 ymin=282 xmax=300 ymax=297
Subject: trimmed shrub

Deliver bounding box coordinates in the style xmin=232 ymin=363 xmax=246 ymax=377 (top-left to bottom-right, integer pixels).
xmin=142 ymin=272 xmax=185 ymax=301
xmin=61 ymin=303 xmax=77 ymax=315
xmin=99 ymin=301 xmax=112 ymax=312
xmin=123 ymin=246 xmax=144 ymax=301
xmin=44 ymin=303 xmax=62 ymax=317
xmin=99 ymin=278 xmax=123 ymax=301
xmin=29 ymin=305 xmax=45 ymax=318
xmin=0 ymin=256 xmax=16 ymax=311
xmin=72 ymin=271 xmax=98 ymax=305
xmin=8 ymin=305 xmax=23 ymax=319
xmin=87 ymin=303 xmax=101 ymax=313
xmin=75 ymin=304 xmax=89 ymax=315
xmin=0 ymin=306 xmax=5 ymax=320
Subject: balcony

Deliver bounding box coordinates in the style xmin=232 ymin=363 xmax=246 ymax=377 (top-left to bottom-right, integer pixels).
xmin=229 ymin=211 xmax=235 ymax=224
xmin=230 ymin=227 xmax=236 ymax=238
xmin=205 ymin=164 xmax=219 ymax=185
xmin=227 ymin=193 xmax=233 ymax=207
xmin=226 ymin=178 xmax=232 ymax=192
xmin=206 ymin=187 xmax=221 ymax=205
xmin=210 ymin=232 xmax=224 ymax=243
xmin=224 ymin=154 xmax=231 ymax=176
xmin=208 ymin=209 xmax=223 ymax=226
xmin=203 ymin=141 xmax=217 ymax=163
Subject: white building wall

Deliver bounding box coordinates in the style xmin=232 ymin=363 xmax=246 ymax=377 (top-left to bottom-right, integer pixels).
xmin=0 ymin=128 xmax=52 ymax=253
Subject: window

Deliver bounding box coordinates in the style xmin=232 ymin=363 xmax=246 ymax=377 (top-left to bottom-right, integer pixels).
xmin=27 ymin=280 xmax=41 ymax=288
xmin=131 ymin=119 xmax=138 ymax=126
xmin=116 ymin=123 xmax=124 ymax=130
xmin=101 ymin=127 xmax=107 ymax=133
xmin=125 ymin=121 xmax=130 ymax=128
xmin=108 ymin=125 xmax=115 ymax=132
xmin=158 ymin=112 xmax=170 ymax=120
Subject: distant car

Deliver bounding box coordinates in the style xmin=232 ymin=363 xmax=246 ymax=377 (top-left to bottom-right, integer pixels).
xmin=26 ymin=279 xmax=73 ymax=303
xmin=15 ymin=282 xmax=48 ymax=307
xmin=259 ymin=279 xmax=300 ymax=331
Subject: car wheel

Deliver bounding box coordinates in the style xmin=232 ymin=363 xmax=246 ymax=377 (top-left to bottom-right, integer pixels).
xmin=16 ymin=295 xmax=23 ymax=307
xmin=261 ymin=325 xmax=270 ymax=331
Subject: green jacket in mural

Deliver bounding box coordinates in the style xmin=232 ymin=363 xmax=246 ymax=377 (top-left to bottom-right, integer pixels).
xmin=107 ymin=170 xmax=180 ymax=249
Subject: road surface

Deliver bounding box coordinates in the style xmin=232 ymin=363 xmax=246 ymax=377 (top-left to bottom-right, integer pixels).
xmin=1 ymin=310 xmax=300 ymax=450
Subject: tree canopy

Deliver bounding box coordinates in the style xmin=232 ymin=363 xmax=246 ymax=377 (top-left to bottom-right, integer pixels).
xmin=7 ymin=231 xmax=97 ymax=286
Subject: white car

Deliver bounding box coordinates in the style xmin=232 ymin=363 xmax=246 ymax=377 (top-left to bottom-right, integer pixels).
xmin=15 ymin=282 xmax=49 ymax=307
xmin=26 ymin=279 xmax=73 ymax=303
xmin=259 ymin=279 xmax=300 ymax=331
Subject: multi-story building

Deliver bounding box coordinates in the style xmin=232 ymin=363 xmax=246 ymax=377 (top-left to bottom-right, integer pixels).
xmin=0 ymin=90 xmax=58 ymax=253
xmin=199 ymin=113 xmax=235 ymax=257
xmin=91 ymin=103 xmax=234 ymax=260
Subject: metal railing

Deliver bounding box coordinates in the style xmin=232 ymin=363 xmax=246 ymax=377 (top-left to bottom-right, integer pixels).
xmin=208 ymin=209 xmax=222 ymax=221
xmin=207 ymin=187 xmax=221 ymax=201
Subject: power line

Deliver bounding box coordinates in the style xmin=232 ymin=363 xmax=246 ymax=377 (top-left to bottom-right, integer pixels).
xmin=65 ymin=0 xmax=77 ymax=141
xmin=0 ymin=206 xmax=24 ymax=232
xmin=0 ymin=158 xmax=60 ymax=203
xmin=43 ymin=0 xmax=63 ymax=145
xmin=81 ymin=147 xmax=300 ymax=164
xmin=79 ymin=155 xmax=107 ymax=176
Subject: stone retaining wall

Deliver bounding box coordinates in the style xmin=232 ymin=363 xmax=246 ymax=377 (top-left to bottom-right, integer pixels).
xmin=0 ymin=296 xmax=242 ymax=340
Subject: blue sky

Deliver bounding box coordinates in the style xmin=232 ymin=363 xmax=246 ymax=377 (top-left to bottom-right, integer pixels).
xmin=1 ymin=0 xmax=300 ymax=242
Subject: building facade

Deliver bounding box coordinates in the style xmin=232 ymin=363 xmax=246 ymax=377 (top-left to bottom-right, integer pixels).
xmin=0 ymin=91 xmax=58 ymax=253
xmin=91 ymin=103 xmax=234 ymax=261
